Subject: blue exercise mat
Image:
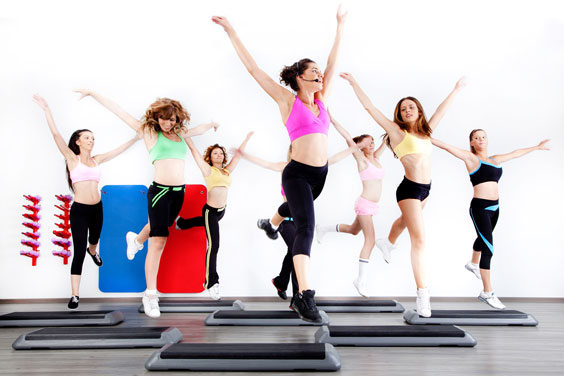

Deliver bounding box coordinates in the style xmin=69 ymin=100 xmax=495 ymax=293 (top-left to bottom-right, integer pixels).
xmin=99 ymin=185 xmax=148 ymax=292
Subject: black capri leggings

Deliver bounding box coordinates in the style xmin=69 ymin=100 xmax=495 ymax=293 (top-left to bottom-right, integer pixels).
xmin=281 ymin=160 xmax=328 ymax=257
xmin=274 ymin=219 xmax=298 ymax=297
xmin=177 ymin=203 xmax=225 ymax=289
xmin=469 ymin=198 xmax=499 ymax=270
xmin=69 ymin=201 xmax=103 ymax=275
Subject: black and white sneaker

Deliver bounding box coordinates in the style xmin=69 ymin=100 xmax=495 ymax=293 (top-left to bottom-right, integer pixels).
xmin=68 ymin=296 xmax=79 ymax=310
xmin=272 ymin=278 xmax=287 ymax=300
xmin=88 ymin=249 xmax=103 ymax=266
xmin=291 ymin=289 xmax=322 ymax=323
xmin=257 ymin=219 xmax=279 ymax=240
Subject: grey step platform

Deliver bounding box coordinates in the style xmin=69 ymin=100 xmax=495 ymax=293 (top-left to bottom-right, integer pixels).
xmin=12 ymin=326 xmax=182 ymax=349
xmin=316 ymin=299 xmax=404 ymax=313
xmin=205 ymin=310 xmax=329 ymax=326
xmin=404 ymin=309 xmax=539 ymax=326
xmin=145 ymin=343 xmax=341 ymax=371
xmin=0 ymin=310 xmax=124 ymax=327
xmin=138 ymin=299 xmax=245 ymax=313
xmin=315 ymin=325 xmax=477 ymax=347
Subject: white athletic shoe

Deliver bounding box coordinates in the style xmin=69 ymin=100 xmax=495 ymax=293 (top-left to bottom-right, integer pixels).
xmin=375 ymin=238 xmax=395 ymax=263
xmin=126 ymin=232 xmax=143 ymax=261
xmin=465 ymin=261 xmax=482 ymax=280
xmin=208 ymin=283 xmax=221 ymax=300
xmin=416 ymin=287 xmax=432 ymax=317
xmin=142 ymin=293 xmax=160 ymax=318
xmin=316 ymin=224 xmax=328 ymax=244
xmin=353 ymin=278 xmax=369 ymax=298
xmin=479 ymin=291 xmax=506 ymax=310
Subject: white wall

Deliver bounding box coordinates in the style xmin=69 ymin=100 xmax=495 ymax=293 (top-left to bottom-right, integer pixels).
xmin=1 ymin=0 xmax=563 ymax=299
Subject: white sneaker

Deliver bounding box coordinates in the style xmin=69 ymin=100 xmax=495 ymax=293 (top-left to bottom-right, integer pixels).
xmin=479 ymin=291 xmax=506 ymax=310
xmin=208 ymin=283 xmax=220 ymax=300
xmin=316 ymin=224 xmax=327 ymax=244
xmin=353 ymin=278 xmax=369 ymax=298
xmin=126 ymin=232 xmax=143 ymax=260
xmin=465 ymin=261 xmax=482 ymax=280
xmin=142 ymin=293 xmax=160 ymax=318
xmin=375 ymin=238 xmax=395 ymax=263
xmin=416 ymin=287 xmax=432 ymax=317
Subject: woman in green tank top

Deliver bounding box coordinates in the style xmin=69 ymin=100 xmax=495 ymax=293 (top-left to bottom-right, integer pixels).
xmin=74 ymin=89 xmax=218 ymax=318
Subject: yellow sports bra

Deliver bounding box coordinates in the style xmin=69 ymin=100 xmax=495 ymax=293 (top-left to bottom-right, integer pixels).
xmin=393 ymin=130 xmax=432 ymax=159
xmin=204 ymin=166 xmax=232 ymax=190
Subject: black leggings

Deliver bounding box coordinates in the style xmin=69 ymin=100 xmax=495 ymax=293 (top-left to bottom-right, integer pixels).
xmin=281 ymin=160 xmax=328 ymax=257
xmin=147 ymin=182 xmax=185 ymax=237
xmin=274 ymin=219 xmax=298 ymax=297
xmin=469 ymin=198 xmax=499 ymax=270
xmin=177 ymin=203 xmax=225 ymax=288
xmin=69 ymin=201 xmax=103 ymax=275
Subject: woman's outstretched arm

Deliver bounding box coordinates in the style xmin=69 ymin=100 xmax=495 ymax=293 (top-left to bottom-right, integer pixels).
xmin=33 ymin=94 xmax=77 ymax=162
xmin=492 ymin=139 xmax=550 ymax=163
xmin=226 ymin=131 xmax=254 ymax=173
xmin=212 ymin=16 xmax=293 ymax=107
xmin=427 ymin=77 xmax=466 ymax=130
xmin=74 ymin=89 xmax=142 ymax=132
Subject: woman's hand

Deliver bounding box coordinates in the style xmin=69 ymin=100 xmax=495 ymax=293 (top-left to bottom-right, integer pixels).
xmin=336 ymin=4 xmax=348 ymax=25
xmin=537 ymin=139 xmax=550 ymax=151
xmin=73 ymin=89 xmax=92 ymax=100
xmin=454 ymin=76 xmax=467 ymax=91
xmin=32 ymin=94 xmax=49 ymax=111
xmin=339 ymin=72 xmax=357 ymax=85
xmin=212 ymin=16 xmax=234 ymax=34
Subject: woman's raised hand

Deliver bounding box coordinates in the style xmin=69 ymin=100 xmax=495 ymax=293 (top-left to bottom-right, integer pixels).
xmin=339 ymin=72 xmax=357 ymax=85
xmin=454 ymin=76 xmax=467 ymax=91
xmin=212 ymin=16 xmax=234 ymax=33
xmin=32 ymin=94 xmax=49 ymax=111
xmin=337 ymin=4 xmax=348 ymax=25
xmin=73 ymin=89 xmax=92 ymax=100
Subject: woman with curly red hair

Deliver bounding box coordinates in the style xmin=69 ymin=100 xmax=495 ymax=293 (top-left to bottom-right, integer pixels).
xmin=74 ymin=89 xmax=218 ymax=317
xmin=176 ymin=132 xmax=254 ymax=300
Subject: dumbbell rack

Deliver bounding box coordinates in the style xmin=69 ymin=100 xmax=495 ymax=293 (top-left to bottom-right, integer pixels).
xmin=52 ymin=194 xmax=73 ymax=264
xmin=21 ymin=195 xmax=42 ymax=266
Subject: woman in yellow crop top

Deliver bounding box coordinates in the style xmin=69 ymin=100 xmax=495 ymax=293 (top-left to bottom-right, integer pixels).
xmin=176 ymin=132 xmax=254 ymax=300
xmin=74 ymin=89 xmax=218 ymax=318
xmin=341 ymin=73 xmax=466 ymax=317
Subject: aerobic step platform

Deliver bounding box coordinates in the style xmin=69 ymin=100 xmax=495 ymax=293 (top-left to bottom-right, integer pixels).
xmin=316 ymin=299 xmax=404 ymax=313
xmin=205 ymin=310 xmax=329 ymax=326
xmin=12 ymin=327 xmax=182 ymax=349
xmin=403 ymin=309 xmax=539 ymax=326
xmin=138 ymin=299 xmax=245 ymax=313
xmin=0 ymin=311 xmax=124 ymax=327
xmin=315 ymin=325 xmax=477 ymax=347
xmin=145 ymin=343 xmax=341 ymax=371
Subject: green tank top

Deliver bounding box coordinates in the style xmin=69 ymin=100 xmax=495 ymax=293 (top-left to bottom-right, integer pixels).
xmin=149 ymin=131 xmax=188 ymax=164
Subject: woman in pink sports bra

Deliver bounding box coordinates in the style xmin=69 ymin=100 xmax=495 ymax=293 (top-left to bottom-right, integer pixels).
xmin=33 ymin=94 xmax=139 ymax=310
xmin=213 ymin=6 xmax=347 ymax=322
xmin=316 ymin=114 xmax=387 ymax=297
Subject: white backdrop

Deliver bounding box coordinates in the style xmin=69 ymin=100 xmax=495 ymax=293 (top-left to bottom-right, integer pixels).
xmin=1 ymin=0 xmax=563 ymax=299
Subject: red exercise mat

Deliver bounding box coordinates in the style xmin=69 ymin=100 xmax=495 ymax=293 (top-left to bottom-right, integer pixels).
xmin=157 ymin=185 xmax=207 ymax=293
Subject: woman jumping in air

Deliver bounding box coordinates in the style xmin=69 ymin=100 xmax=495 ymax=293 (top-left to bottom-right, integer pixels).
xmin=175 ymin=132 xmax=254 ymax=300
xmin=34 ymin=94 xmax=139 ymax=309
xmin=74 ymin=89 xmax=217 ymax=317
xmin=316 ymin=113 xmax=387 ymax=298
xmin=212 ymin=6 xmax=347 ymax=322
xmin=340 ymin=73 xmax=466 ymax=317
xmin=432 ymin=130 xmax=549 ymax=309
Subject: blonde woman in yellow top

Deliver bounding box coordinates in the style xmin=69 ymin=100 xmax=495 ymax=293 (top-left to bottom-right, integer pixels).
xmin=341 ymin=72 xmax=465 ymax=317
xmin=176 ymin=132 xmax=253 ymax=299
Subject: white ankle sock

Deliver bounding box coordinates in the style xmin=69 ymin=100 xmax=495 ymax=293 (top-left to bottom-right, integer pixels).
xmin=358 ymin=258 xmax=369 ymax=281
xmin=145 ymin=289 xmax=157 ymax=296
xmin=386 ymin=238 xmax=395 ymax=248
xmin=269 ymin=219 xmax=279 ymax=231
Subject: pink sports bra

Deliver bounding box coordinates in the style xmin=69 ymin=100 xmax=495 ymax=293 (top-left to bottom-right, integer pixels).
xmin=285 ymin=97 xmax=330 ymax=142
xmin=359 ymin=162 xmax=385 ymax=181
xmin=70 ymin=158 xmax=101 ymax=184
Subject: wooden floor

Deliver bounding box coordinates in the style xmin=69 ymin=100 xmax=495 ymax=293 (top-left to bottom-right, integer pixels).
xmin=1 ymin=299 xmax=563 ymax=375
